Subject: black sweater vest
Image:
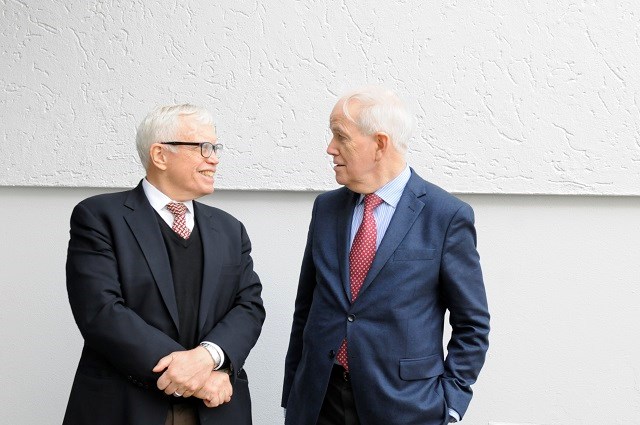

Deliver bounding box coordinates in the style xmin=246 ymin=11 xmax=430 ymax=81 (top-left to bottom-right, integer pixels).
xmin=156 ymin=213 xmax=204 ymax=349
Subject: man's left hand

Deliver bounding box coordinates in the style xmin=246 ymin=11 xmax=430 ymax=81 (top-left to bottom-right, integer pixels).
xmin=195 ymin=370 xmax=233 ymax=408
xmin=153 ymin=346 xmax=214 ymax=397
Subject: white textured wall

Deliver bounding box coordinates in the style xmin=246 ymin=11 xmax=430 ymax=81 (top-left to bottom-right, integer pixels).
xmin=2 ymin=2 xmax=640 ymax=425
xmin=2 ymin=1 xmax=640 ymax=194
xmin=1 ymin=187 xmax=639 ymax=425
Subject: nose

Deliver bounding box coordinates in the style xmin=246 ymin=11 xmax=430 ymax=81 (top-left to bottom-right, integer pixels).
xmin=326 ymin=138 xmax=338 ymax=157
xmin=206 ymin=152 xmax=219 ymax=165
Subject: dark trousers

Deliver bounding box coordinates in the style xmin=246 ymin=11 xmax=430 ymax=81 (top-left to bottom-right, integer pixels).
xmin=317 ymin=365 xmax=360 ymax=425
xmin=165 ymin=403 xmax=198 ymax=425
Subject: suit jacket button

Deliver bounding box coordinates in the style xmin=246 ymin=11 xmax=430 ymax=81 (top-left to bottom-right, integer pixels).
xmin=347 ymin=314 xmax=355 ymax=322
xmin=329 ymin=350 xmax=335 ymax=359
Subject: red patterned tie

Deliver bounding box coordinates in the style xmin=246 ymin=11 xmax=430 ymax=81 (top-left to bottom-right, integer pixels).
xmin=336 ymin=193 xmax=383 ymax=372
xmin=166 ymin=202 xmax=191 ymax=239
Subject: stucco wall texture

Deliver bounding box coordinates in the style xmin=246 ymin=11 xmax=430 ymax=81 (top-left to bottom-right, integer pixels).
xmin=2 ymin=1 xmax=639 ymax=194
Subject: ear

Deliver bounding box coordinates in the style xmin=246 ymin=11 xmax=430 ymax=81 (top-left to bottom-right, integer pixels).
xmin=149 ymin=143 xmax=169 ymax=171
xmin=374 ymin=132 xmax=390 ymax=161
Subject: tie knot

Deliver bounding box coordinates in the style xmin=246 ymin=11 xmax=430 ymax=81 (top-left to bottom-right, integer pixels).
xmin=166 ymin=202 xmax=187 ymax=217
xmin=363 ymin=193 xmax=383 ymax=212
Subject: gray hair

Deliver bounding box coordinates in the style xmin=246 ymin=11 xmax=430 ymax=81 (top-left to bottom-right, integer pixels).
xmin=135 ymin=104 xmax=214 ymax=169
xmin=341 ymin=86 xmax=414 ymax=153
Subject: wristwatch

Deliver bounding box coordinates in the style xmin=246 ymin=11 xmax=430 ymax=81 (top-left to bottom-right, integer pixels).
xmin=199 ymin=341 xmax=222 ymax=369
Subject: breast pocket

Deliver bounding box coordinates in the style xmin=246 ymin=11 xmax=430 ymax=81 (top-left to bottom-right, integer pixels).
xmin=393 ymin=248 xmax=436 ymax=261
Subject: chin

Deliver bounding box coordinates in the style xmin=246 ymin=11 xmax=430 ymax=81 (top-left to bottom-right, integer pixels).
xmin=191 ymin=188 xmax=214 ymax=199
xmin=335 ymin=177 xmax=350 ymax=187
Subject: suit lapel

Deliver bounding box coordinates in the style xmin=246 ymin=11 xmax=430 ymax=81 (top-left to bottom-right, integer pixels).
xmin=123 ymin=182 xmax=180 ymax=331
xmin=194 ymin=202 xmax=223 ymax=333
xmin=357 ymin=173 xmax=426 ymax=297
xmin=338 ymin=190 xmax=359 ymax=300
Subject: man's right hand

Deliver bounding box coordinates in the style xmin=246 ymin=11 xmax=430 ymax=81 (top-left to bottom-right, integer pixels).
xmin=194 ymin=370 xmax=233 ymax=408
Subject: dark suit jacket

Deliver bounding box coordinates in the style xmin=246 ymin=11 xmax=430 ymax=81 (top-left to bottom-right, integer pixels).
xmin=282 ymin=170 xmax=489 ymax=425
xmin=63 ymin=181 xmax=265 ymax=425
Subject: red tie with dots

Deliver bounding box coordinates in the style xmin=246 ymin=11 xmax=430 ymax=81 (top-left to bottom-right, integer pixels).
xmin=166 ymin=202 xmax=191 ymax=239
xmin=336 ymin=193 xmax=383 ymax=372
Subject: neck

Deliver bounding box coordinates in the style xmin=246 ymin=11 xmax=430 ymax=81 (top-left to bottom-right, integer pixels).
xmin=359 ymin=158 xmax=406 ymax=194
xmin=379 ymin=158 xmax=407 ymax=186
xmin=146 ymin=172 xmax=191 ymax=202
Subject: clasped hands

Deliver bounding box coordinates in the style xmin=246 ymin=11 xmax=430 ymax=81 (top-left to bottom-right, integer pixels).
xmin=152 ymin=346 xmax=232 ymax=408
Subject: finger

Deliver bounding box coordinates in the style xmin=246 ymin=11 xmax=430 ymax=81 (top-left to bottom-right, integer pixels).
xmin=156 ymin=374 xmax=170 ymax=391
xmin=183 ymin=377 xmax=206 ymax=396
xmin=152 ymin=354 xmax=173 ymax=373
xmin=163 ymin=383 xmax=180 ymax=396
xmin=164 ymin=370 xmax=194 ymax=388
xmin=157 ymin=369 xmax=180 ymax=390
xmin=218 ymin=392 xmax=227 ymax=405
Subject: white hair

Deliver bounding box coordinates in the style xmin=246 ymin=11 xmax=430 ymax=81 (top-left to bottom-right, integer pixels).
xmin=341 ymin=86 xmax=414 ymax=153
xmin=135 ymin=104 xmax=214 ymax=169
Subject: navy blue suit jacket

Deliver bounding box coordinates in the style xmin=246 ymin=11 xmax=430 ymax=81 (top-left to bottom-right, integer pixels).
xmin=282 ymin=170 xmax=489 ymax=425
xmin=63 ymin=182 xmax=265 ymax=425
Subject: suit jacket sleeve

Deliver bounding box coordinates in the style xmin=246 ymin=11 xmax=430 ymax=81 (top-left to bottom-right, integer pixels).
xmin=200 ymin=221 xmax=265 ymax=376
xmin=281 ymin=197 xmax=318 ymax=408
xmin=440 ymin=203 xmax=490 ymax=418
xmin=66 ymin=202 xmax=184 ymax=381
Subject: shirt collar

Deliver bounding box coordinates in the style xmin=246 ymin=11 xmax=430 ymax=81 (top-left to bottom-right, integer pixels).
xmin=142 ymin=178 xmax=194 ymax=214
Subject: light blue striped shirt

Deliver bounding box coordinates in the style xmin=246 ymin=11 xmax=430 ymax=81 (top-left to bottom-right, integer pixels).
xmin=349 ymin=165 xmax=411 ymax=250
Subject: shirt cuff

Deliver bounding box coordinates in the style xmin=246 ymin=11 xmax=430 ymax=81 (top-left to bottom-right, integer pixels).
xmin=200 ymin=341 xmax=225 ymax=370
xmin=448 ymin=407 xmax=460 ymax=422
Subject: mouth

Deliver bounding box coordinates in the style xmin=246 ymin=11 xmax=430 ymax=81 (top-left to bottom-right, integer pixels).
xmin=198 ymin=170 xmax=215 ymax=177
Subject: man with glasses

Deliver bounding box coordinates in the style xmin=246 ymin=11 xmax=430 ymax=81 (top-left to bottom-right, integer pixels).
xmin=63 ymin=104 xmax=265 ymax=425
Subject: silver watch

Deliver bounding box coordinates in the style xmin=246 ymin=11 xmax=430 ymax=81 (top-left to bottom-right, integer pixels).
xmin=199 ymin=342 xmax=221 ymax=369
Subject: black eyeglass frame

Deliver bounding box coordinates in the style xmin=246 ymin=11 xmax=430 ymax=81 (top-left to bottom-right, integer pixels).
xmin=160 ymin=141 xmax=223 ymax=158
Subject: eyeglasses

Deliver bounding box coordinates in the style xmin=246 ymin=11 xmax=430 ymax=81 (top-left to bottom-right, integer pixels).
xmin=160 ymin=142 xmax=224 ymax=158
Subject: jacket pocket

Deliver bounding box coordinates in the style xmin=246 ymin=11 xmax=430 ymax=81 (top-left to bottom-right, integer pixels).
xmin=399 ymin=353 xmax=444 ymax=380
xmin=393 ymin=249 xmax=436 ymax=261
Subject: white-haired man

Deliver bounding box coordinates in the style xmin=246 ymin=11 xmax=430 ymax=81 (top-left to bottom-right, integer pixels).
xmin=282 ymin=87 xmax=489 ymax=424
xmin=64 ymin=104 xmax=265 ymax=425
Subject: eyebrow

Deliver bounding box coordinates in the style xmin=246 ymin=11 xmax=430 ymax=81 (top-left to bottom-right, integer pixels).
xmin=329 ymin=121 xmax=345 ymax=133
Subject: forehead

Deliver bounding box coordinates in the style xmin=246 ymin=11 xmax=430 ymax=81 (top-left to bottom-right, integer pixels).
xmin=330 ymin=99 xmax=360 ymax=130
xmin=177 ymin=115 xmax=216 ymax=139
